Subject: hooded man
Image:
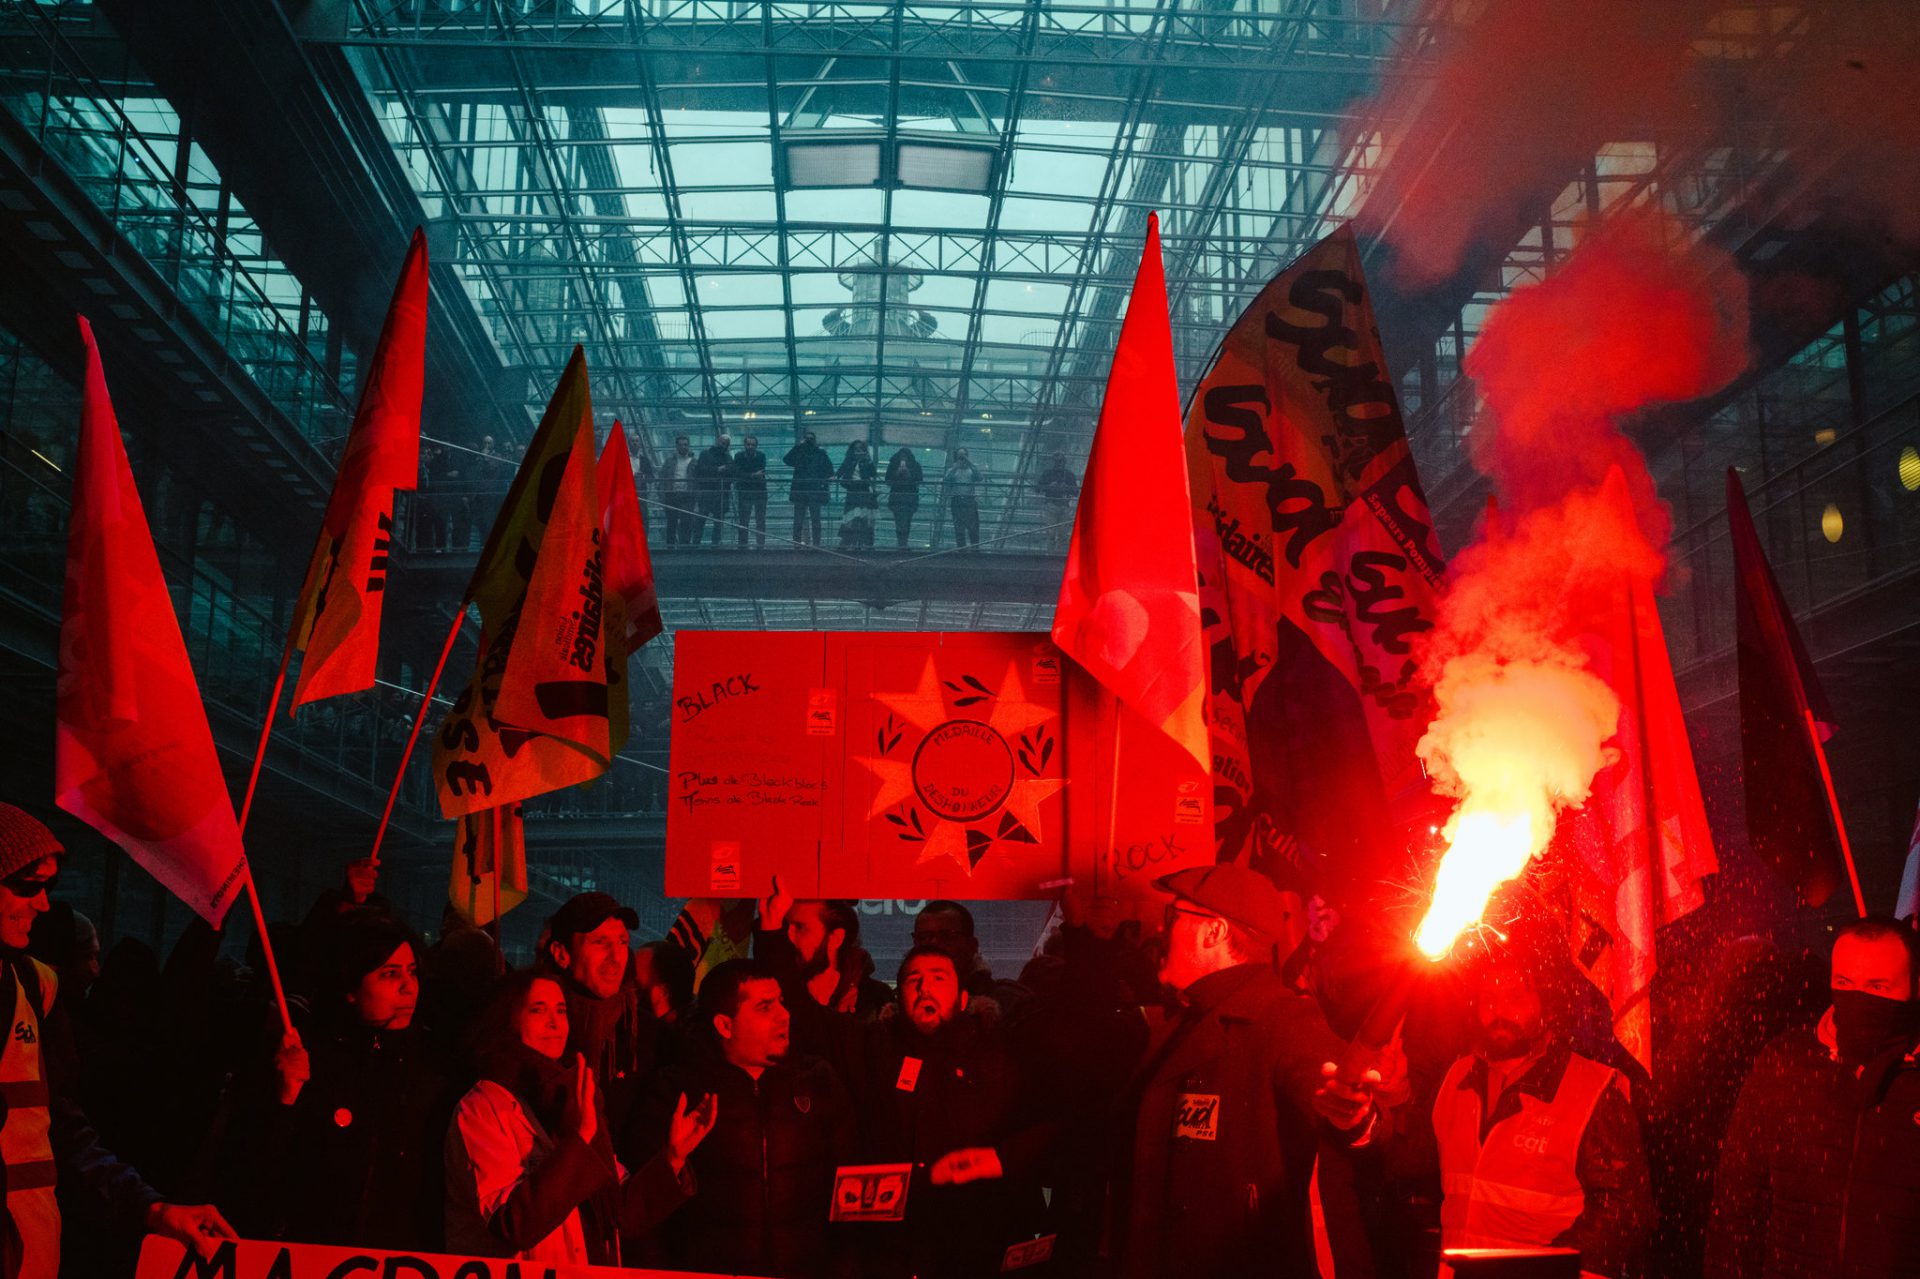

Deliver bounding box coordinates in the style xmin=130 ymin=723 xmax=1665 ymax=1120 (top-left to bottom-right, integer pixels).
xmin=0 ymin=804 xmax=234 ymax=1277
xmin=1708 ymin=914 xmax=1920 ymax=1278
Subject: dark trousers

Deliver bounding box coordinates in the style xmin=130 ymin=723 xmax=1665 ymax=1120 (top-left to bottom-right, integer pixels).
xmin=664 ymin=498 xmax=696 ymax=545
xmin=736 ymin=491 xmax=767 ymax=548
xmin=698 ymin=492 xmax=728 ymax=545
xmin=792 ymin=499 xmax=823 ymax=545
xmin=950 ymin=496 xmax=980 ymax=550
xmin=890 ymin=498 xmax=918 ymax=549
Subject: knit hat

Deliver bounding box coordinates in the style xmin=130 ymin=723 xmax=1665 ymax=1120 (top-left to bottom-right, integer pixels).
xmin=0 ymin=804 xmax=64 ymax=881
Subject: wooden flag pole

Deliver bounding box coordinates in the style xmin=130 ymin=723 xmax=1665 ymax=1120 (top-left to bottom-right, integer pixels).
xmin=1804 ymin=706 xmax=1867 ymax=918
xmin=368 ymin=606 xmax=468 ymax=867
xmin=236 ymin=641 xmax=295 ymax=835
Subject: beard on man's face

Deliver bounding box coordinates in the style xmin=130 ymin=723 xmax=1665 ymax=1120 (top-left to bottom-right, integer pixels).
xmin=1478 ymin=1019 xmax=1537 ymax=1062
xmin=799 ymin=941 xmax=834 ymax=980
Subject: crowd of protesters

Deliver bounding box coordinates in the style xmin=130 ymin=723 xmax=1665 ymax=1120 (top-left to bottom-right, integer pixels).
xmin=1 ymin=800 xmax=1916 ymax=1278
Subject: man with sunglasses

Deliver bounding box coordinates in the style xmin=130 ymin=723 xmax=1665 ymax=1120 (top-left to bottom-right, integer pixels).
xmin=1112 ymin=864 xmax=1387 ymax=1279
xmin=0 ymin=803 xmax=235 ymax=1276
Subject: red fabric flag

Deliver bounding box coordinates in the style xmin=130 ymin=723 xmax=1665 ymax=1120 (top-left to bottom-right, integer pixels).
xmin=1052 ymin=213 xmax=1207 ymax=769
xmin=289 ymin=229 xmax=427 ymax=710
xmin=1562 ymin=467 xmax=1717 ymax=1072
xmin=597 ymin=419 xmax=664 ymax=656
xmin=1727 ymin=467 xmax=1848 ymax=907
xmin=55 ymin=318 xmax=248 ymax=925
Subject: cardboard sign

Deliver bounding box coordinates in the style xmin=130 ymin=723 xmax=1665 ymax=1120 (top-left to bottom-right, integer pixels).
xmin=667 ymin=631 xmax=1215 ymax=901
xmin=1001 ymin=1235 xmax=1059 ymax=1271
xmin=830 ymin=1162 xmax=913 ymax=1222
xmin=136 ymin=1234 xmax=764 ymax=1278
xmin=1175 ymin=1092 xmax=1221 ymax=1141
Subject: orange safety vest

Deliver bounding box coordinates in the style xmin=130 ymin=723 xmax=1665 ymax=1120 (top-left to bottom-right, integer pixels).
xmin=0 ymin=958 xmax=59 ymax=1279
xmin=1431 ymin=1048 xmax=1618 ymax=1257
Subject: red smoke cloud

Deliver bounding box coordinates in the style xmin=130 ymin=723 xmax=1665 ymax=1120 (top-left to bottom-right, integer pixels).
xmin=1411 ymin=213 xmax=1749 ymax=956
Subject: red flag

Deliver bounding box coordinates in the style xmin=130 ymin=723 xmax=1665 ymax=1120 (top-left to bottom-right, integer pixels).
xmin=55 ymin=319 xmax=248 ymax=925
xmin=289 ymin=229 xmax=427 ymax=709
xmin=1052 ymin=213 xmax=1207 ymax=769
xmin=1728 ymin=467 xmax=1849 ymax=907
xmin=1563 ymin=467 xmax=1717 ymax=1072
xmin=597 ymin=419 xmax=664 ymax=656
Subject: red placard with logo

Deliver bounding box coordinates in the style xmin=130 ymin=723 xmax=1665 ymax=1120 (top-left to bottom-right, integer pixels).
xmin=666 ymin=631 xmax=1210 ymax=901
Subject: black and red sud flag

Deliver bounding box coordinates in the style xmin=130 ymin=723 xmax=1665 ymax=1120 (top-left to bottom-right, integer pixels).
xmin=1184 ymin=226 xmax=1446 ymax=907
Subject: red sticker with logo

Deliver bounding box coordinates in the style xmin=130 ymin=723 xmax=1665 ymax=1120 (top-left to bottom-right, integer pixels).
xmin=895 ymin=1056 xmax=923 ymax=1092
xmin=805 ymin=688 xmax=838 ymax=736
xmin=709 ymin=841 xmax=742 ymax=894
xmin=1174 ymin=1092 xmax=1219 ymax=1141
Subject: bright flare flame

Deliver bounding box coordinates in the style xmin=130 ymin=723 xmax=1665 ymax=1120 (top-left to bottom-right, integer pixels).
xmin=1414 ymin=808 xmax=1539 ymax=959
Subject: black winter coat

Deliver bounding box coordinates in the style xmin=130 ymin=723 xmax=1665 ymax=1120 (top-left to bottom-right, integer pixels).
xmin=784 ymin=443 xmax=835 ymax=503
xmin=860 ymin=1008 xmax=1054 ymax=1279
xmin=1708 ymin=1019 xmax=1920 ymax=1279
xmin=262 ymin=1022 xmax=451 ymax=1251
xmin=648 ymin=1047 xmax=857 ymax=1279
xmin=1114 ymin=963 xmax=1353 ymax=1279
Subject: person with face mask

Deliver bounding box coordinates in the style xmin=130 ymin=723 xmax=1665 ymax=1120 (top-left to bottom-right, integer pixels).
xmin=1428 ymin=939 xmax=1653 ymax=1278
xmin=445 ymin=969 xmax=715 ymax=1265
xmin=253 ymin=911 xmax=450 ymax=1250
xmin=1708 ymin=915 xmax=1920 ymax=1279
xmin=645 ymin=957 xmax=856 ymax=1279
xmin=1113 ymin=864 xmax=1385 ymax=1279
xmin=859 ymin=947 xmax=1055 ymax=1279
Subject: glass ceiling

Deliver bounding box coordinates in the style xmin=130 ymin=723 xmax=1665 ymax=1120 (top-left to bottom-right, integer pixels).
xmin=336 ymin=0 xmax=1439 ymax=534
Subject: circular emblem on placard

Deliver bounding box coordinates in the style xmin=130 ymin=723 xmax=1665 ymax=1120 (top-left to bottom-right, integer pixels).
xmin=912 ymin=720 xmax=1014 ymax=822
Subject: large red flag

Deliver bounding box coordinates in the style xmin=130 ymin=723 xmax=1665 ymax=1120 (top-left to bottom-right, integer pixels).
xmin=1727 ymin=467 xmax=1851 ymax=908
xmin=55 ymin=319 xmax=249 ymax=925
xmin=1052 ymin=213 xmax=1207 ymax=768
xmin=1562 ymin=467 xmax=1717 ymax=1072
xmin=597 ymin=419 xmax=663 ymax=656
xmin=288 ymin=229 xmax=427 ymax=710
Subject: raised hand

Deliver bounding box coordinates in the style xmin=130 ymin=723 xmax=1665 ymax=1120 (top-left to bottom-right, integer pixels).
xmin=564 ymin=1054 xmax=599 ymax=1146
xmin=668 ymin=1092 xmax=720 ymax=1171
xmin=762 ymin=872 xmax=793 ymax=931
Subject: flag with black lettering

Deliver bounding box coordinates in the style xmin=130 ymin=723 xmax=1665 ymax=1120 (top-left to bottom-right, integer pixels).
xmin=448 ymin=802 xmax=528 ymax=927
xmin=288 ymin=229 xmax=426 ymax=710
xmin=432 ymin=348 xmax=617 ymax=817
xmin=1184 ymin=226 xmax=1446 ymax=903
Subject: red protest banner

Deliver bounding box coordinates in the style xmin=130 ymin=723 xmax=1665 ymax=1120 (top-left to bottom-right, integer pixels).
xmin=137 ymin=1235 xmax=769 ymax=1279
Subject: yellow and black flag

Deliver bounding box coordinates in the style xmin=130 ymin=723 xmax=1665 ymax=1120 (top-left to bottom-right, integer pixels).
xmin=432 ymin=348 xmax=622 ymax=817
xmin=449 ymin=801 xmax=528 ymax=926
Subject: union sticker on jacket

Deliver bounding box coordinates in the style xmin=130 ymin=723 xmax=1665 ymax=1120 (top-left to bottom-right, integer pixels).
xmin=1174 ymin=1092 xmax=1220 ymax=1141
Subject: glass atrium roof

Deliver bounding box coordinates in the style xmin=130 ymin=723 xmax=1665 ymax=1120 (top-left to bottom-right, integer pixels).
xmin=336 ymin=0 xmax=1434 ymax=512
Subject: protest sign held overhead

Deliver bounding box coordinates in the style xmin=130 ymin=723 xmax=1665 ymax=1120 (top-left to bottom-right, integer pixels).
xmin=55 ymin=319 xmax=248 ymax=927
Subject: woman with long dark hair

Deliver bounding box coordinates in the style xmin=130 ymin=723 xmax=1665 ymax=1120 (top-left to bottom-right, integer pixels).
xmin=445 ymin=969 xmax=716 ymax=1266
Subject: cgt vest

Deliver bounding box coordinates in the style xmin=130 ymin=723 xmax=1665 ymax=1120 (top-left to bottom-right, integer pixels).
xmin=1432 ymin=1049 xmax=1618 ymax=1257
xmin=0 ymin=958 xmax=59 ymax=1279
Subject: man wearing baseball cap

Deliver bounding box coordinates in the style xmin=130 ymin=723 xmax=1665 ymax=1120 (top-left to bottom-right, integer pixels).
xmin=539 ymin=893 xmax=659 ymax=1174
xmin=1112 ymin=863 xmax=1384 ymax=1279
xmin=0 ymin=803 xmax=235 ymax=1275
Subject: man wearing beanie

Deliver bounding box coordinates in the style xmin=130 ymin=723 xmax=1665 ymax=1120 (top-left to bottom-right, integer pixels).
xmin=0 ymin=803 xmax=235 ymax=1276
xmin=1112 ymin=864 xmax=1388 ymax=1279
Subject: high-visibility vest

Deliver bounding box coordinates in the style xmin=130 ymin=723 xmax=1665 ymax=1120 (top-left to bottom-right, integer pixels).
xmin=1 ymin=958 xmax=59 ymax=1279
xmin=1432 ymin=1048 xmax=1618 ymax=1257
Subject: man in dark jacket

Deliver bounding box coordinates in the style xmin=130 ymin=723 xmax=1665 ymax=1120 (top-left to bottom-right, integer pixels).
xmin=0 ymin=804 xmax=235 ymax=1276
xmin=649 ymin=958 xmax=856 ymax=1279
xmin=1708 ymin=915 xmax=1920 ymax=1279
xmin=540 ymin=894 xmax=658 ymax=1151
xmin=1114 ymin=864 xmax=1383 ymax=1279
xmin=861 ymin=946 xmax=1055 ymax=1279
xmin=733 ymin=434 xmax=769 ymax=550
xmin=784 ymin=431 xmax=834 ymax=547
xmin=1035 ymin=451 xmax=1078 ymax=550
xmin=753 ymin=884 xmax=884 ymax=1091
xmin=692 ymin=434 xmax=734 ymax=547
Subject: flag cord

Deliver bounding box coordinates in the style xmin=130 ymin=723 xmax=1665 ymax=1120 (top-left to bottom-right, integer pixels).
xmin=236 ymin=642 xmax=294 ymax=835
xmin=1805 ymin=705 xmax=1867 ymax=918
xmin=368 ymin=606 xmax=469 ymax=868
